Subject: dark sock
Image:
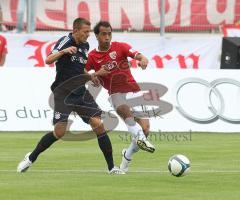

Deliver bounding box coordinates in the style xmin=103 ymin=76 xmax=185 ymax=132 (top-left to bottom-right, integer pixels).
xmin=29 ymin=132 xmax=58 ymax=162
xmin=97 ymin=133 xmax=114 ymax=171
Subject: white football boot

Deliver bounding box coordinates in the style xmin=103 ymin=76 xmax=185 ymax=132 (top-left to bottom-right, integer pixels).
xmin=120 ymin=149 xmax=131 ymax=173
xmin=17 ymin=152 xmax=32 ymax=173
xmin=109 ymin=166 xmax=125 ymax=175
xmin=136 ymin=139 xmax=155 ymax=153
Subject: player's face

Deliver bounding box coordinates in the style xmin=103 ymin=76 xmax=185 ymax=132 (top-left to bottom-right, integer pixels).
xmin=97 ymin=26 xmax=112 ymax=49
xmin=74 ymin=24 xmax=91 ymax=43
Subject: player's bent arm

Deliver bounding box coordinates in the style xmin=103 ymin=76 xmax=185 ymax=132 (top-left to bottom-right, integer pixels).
xmin=84 ymin=69 xmax=93 ymax=80
xmin=45 ymin=46 xmax=77 ymax=64
xmin=94 ymin=68 xmax=110 ymax=77
xmin=135 ymin=53 xmax=148 ymax=62
xmin=134 ymin=53 xmax=149 ymax=69
xmin=84 ymin=69 xmax=100 ymax=86
xmin=84 ymin=69 xmax=99 ymax=82
xmin=45 ymin=50 xmax=65 ymax=64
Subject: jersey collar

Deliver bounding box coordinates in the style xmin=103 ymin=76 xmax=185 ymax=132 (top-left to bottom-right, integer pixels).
xmin=96 ymin=42 xmax=112 ymax=52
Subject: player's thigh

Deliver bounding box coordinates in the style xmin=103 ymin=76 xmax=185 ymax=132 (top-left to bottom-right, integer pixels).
xmin=53 ymin=95 xmax=72 ymax=137
xmin=109 ymin=92 xmax=128 ymax=110
xmin=116 ymin=104 xmax=133 ymax=119
xmin=74 ymin=90 xmax=102 ymax=124
xmin=109 ymin=93 xmax=132 ymax=119
xmin=135 ymin=118 xmax=150 ymax=136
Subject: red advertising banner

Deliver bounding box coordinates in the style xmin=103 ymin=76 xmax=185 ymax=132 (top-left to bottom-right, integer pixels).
xmin=2 ymin=0 xmax=240 ymax=31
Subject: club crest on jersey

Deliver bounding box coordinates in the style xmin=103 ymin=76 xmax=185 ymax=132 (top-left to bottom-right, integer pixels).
xmin=54 ymin=112 xmax=61 ymax=120
xmin=109 ymin=51 xmax=117 ymax=59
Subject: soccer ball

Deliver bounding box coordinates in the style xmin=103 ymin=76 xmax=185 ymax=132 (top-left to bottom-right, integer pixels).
xmin=168 ymin=154 xmax=190 ymax=177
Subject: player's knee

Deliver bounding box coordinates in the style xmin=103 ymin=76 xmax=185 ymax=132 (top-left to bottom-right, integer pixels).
xmin=116 ymin=105 xmax=132 ymax=119
xmin=54 ymin=123 xmax=67 ymax=138
xmin=54 ymin=129 xmax=65 ymax=139
xmin=89 ymin=117 xmax=105 ymax=135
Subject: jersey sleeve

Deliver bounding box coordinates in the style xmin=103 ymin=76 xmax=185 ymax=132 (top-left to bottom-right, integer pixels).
xmin=120 ymin=42 xmax=139 ymax=59
xmin=51 ymin=36 xmax=70 ymax=54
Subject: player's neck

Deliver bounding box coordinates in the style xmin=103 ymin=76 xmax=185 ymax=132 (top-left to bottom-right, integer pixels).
xmin=98 ymin=44 xmax=111 ymax=52
xmin=72 ymin=34 xmax=78 ymax=44
xmin=72 ymin=34 xmax=83 ymax=45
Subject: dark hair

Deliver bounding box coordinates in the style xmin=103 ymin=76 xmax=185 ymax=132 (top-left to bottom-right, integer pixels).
xmin=73 ymin=18 xmax=91 ymax=30
xmin=93 ymin=21 xmax=112 ymax=35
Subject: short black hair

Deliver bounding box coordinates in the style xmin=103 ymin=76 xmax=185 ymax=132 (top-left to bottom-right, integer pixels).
xmin=73 ymin=18 xmax=91 ymax=30
xmin=93 ymin=21 xmax=112 ymax=35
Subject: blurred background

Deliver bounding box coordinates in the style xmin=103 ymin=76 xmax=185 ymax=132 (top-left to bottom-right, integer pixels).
xmin=1 ymin=0 xmax=240 ymax=33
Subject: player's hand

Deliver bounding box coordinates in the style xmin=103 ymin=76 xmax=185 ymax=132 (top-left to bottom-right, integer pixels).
xmin=138 ymin=57 xmax=149 ymax=70
xmin=95 ymin=67 xmax=111 ymax=77
xmin=63 ymin=46 xmax=77 ymax=54
xmin=90 ymin=74 xmax=101 ymax=87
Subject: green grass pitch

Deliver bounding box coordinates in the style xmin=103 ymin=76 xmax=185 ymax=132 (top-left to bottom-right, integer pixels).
xmin=0 ymin=131 xmax=240 ymax=200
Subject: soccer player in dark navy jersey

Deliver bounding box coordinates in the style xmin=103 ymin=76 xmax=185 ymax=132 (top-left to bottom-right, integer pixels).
xmin=17 ymin=18 xmax=124 ymax=174
xmin=50 ymin=31 xmax=90 ymax=92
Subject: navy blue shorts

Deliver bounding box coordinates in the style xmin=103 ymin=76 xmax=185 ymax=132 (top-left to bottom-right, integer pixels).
xmin=53 ymin=89 xmax=102 ymax=125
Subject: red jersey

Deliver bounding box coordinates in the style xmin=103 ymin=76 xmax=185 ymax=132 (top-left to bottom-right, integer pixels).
xmin=0 ymin=35 xmax=7 ymax=61
xmin=86 ymin=42 xmax=140 ymax=94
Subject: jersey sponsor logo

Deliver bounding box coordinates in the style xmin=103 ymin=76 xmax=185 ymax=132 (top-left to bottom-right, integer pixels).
xmin=71 ymin=55 xmax=87 ymax=64
xmin=102 ymin=61 xmax=118 ymax=70
xmin=109 ymin=51 xmax=117 ymax=59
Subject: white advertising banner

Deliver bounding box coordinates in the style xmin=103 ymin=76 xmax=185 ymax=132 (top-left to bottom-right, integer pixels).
xmin=0 ymin=68 xmax=239 ymax=132
xmin=2 ymin=33 xmax=221 ymax=69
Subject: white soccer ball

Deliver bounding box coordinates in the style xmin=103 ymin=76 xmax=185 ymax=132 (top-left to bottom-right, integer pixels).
xmin=168 ymin=154 xmax=190 ymax=177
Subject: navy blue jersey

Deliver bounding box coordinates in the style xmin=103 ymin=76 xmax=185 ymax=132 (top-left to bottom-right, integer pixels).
xmin=50 ymin=33 xmax=89 ymax=92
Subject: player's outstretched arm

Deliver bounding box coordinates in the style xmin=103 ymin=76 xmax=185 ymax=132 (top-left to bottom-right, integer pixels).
xmin=45 ymin=46 xmax=77 ymax=64
xmin=135 ymin=53 xmax=149 ymax=70
xmin=94 ymin=67 xmax=111 ymax=77
xmin=84 ymin=69 xmax=101 ymax=87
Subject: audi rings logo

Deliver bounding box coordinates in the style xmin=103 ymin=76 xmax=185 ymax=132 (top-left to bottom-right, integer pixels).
xmin=174 ymin=78 xmax=240 ymax=124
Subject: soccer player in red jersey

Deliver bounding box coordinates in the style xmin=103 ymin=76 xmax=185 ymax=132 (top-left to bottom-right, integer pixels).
xmin=0 ymin=34 xmax=7 ymax=66
xmin=86 ymin=21 xmax=155 ymax=173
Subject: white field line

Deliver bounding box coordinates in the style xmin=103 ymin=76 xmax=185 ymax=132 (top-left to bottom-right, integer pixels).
xmin=0 ymin=169 xmax=240 ymax=173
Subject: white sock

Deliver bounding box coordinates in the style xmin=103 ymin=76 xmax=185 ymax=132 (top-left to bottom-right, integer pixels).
xmin=125 ymin=117 xmax=146 ymax=140
xmin=125 ymin=138 xmax=140 ymax=160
